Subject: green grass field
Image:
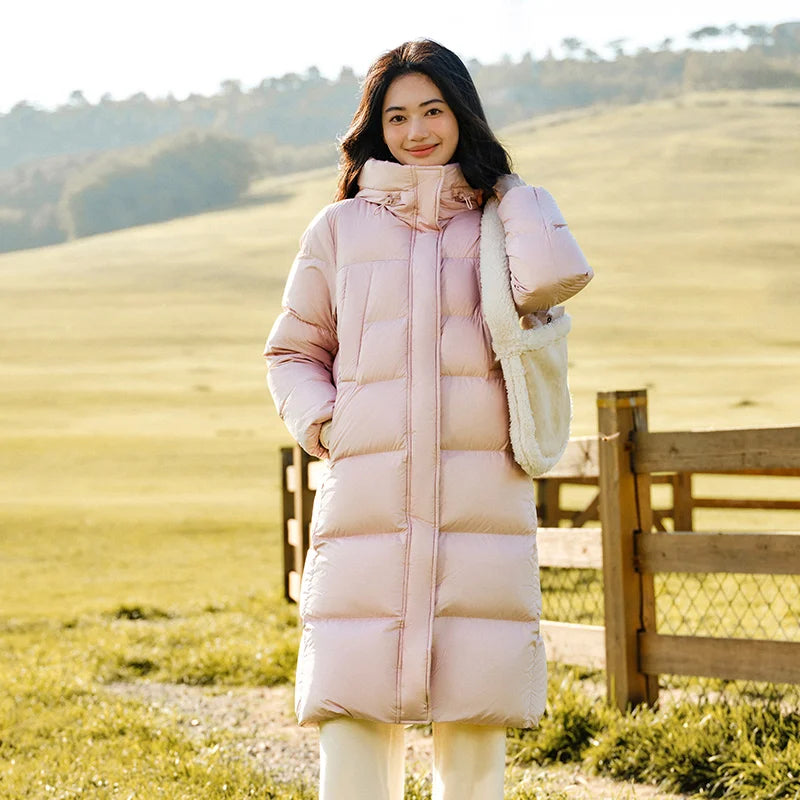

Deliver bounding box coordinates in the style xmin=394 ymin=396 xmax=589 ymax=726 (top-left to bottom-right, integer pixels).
xmin=1 ymin=89 xmax=799 ymax=798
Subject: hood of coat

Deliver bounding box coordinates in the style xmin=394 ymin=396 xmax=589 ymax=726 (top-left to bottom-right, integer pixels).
xmin=356 ymin=158 xmax=480 ymax=232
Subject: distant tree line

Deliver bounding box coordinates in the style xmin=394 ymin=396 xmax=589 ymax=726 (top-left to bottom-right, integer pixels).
xmin=59 ymin=132 xmax=258 ymax=238
xmin=0 ymin=68 xmax=361 ymax=174
xmin=0 ymin=20 xmax=797 ymax=253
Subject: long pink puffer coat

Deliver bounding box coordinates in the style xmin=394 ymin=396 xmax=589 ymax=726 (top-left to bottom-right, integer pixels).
xmin=265 ymin=158 xmax=590 ymax=728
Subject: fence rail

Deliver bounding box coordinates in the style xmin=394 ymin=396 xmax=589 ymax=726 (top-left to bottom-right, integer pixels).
xmin=537 ymin=528 xmax=602 ymax=569
xmin=638 ymin=634 xmax=800 ymax=684
xmin=636 ymin=531 xmax=800 ymax=574
xmin=278 ymin=388 xmax=800 ymax=711
xmin=635 ymin=427 xmax=800 ymax=474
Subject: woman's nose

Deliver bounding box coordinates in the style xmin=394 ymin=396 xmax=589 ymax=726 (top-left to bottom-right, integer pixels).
xmin=408 ymin=117 xmax=429 ymax=140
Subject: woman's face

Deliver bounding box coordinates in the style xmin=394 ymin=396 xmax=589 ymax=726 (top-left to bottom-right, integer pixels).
xmin=381 ymin=72 xmax=459 ymax=166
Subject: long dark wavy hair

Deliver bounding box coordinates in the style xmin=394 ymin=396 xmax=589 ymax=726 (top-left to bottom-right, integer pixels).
xmin=335 ymin=40 xmax=512 ymax=202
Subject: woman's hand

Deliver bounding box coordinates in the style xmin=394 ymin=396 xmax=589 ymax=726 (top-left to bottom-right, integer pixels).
xmin=319 ymin=420 xmax=333 ymax=451
xmin=520 ymin=305 xmax=566 ymax=329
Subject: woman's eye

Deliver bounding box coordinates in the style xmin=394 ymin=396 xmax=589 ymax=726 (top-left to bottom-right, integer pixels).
xmin=389 ymin=114 xmax=405 ymax=124
xmin=426 ymin=108 xmax=442 ymax=116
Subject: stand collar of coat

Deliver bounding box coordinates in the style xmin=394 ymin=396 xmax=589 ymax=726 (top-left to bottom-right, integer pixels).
xmin=356 ymin=158 xmax=481 ymax=232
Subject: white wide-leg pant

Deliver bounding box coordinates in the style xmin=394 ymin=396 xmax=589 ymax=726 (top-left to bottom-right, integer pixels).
xmin=318 ymin=718 xmax=506 ymax=800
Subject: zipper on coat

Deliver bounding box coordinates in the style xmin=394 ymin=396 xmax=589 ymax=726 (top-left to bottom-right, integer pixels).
xmin=395 ymin=220 xmax=418 ymax=723
xmin=423 ymin=222 xmax=445 ymax=717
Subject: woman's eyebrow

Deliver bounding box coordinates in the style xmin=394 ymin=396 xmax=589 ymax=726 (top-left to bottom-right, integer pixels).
xmin=383 ymin=98 xmax=445 ymax=114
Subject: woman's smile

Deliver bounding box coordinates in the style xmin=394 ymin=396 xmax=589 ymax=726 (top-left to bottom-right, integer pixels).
xmin=406 ymin=144 xmax=439 ymax=158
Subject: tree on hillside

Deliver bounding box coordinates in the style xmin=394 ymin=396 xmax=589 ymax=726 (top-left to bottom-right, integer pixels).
xmin=689 ymin=26 xmax=723 ymax=44
xmin=306 ymin=66 xmax=324 ymax=83
xmin=274 ymin=72 xmax=303 ymax=92
xmin=606 ymin=38 xmax=627 ymax=58
xmin=68 ymin=90 xmax=89 ymax=107
xmin=220 ymin=79 xmax=243 ymax=95
xmin=741 ymin=24 xmax=771 ymax=47
xmin=773 ymin=22 xmax=800 ymax=55
xmin=561 ymin=38 xmax=584 ymax=58
xmin=59 ymin=131 xmax=257 ymax=238
xmin=338 ymin=66 xmax=358 ymax=84
xmin=125 ymin=92 xmax=152 ymax=106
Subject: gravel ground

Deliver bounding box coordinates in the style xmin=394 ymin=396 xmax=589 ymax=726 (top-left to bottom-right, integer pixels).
xmin=103 ymin=681 xmax=689 ymax=799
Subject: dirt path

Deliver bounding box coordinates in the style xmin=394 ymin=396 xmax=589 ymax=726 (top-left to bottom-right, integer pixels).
xmin=104 ymin=681 xmax=688 ymax=799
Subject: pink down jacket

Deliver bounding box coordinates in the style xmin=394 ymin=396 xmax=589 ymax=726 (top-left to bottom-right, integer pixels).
xmin=265 ymin=158 xmax=591 ymax=728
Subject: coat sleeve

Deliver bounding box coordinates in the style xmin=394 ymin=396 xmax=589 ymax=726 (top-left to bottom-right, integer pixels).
xmin=496 ymin=182 xmax=594 ymax=315
xmin=264 ymin=206 xmax=338 ymax=459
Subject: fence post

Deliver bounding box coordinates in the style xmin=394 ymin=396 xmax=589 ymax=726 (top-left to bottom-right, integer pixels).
xmin=292 ymin=444 xmax=315 ymax=597
xmin=598 ymin=389 xmax=659 ymax=710
xmin=281 ymin=447 xmax=295 ymax=602
xmin=536 ymin=479 xmax=562 ymax=527
xmin=672 ymin=472 xmax=694 ymax=531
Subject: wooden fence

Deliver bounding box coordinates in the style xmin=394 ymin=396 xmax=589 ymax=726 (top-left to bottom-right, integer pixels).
xmin=599 ymin=389 xmax=800 ymax=709
xmin=279 ymin=388 xmax=800 ymax=711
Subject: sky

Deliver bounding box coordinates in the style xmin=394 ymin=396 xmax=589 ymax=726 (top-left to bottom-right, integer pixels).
xmin=2 ymin=0 xmax=798 ymax=113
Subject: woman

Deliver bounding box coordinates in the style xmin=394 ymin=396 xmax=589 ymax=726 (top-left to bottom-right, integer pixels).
xmin=265 ymin=39 xmax=592 ymax=800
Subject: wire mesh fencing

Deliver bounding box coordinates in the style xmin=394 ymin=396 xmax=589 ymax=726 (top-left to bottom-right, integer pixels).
xmin=540 ymin=567 xmax=604 ymax=627
xmin=654 ymin=570 xmax=800 ymax=710
xmin=539 ymin=564 xmax=800 ymax=710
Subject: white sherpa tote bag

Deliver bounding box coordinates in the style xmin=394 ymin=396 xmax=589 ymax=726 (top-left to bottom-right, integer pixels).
xmin=479 ymin=197 xmax=572 ymax=477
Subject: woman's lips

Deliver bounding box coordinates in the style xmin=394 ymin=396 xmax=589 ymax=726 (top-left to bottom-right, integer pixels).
xmin=406 ymin=144 xmax=438 ymax=157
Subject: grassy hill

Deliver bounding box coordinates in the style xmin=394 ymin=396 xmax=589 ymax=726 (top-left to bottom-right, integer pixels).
xmin=1 ymin=89 xmax=799 ymax=619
